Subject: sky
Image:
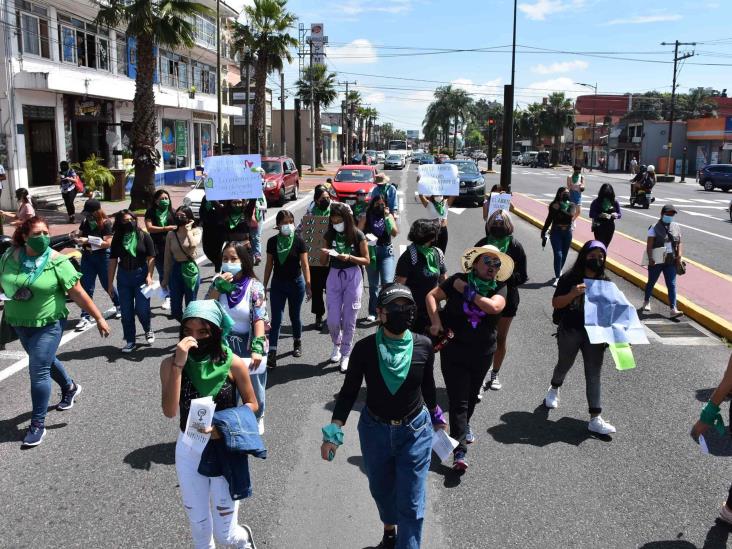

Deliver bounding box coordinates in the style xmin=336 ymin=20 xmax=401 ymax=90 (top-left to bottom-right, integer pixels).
xmin=239 ymin=0 xmax=732 ymax=136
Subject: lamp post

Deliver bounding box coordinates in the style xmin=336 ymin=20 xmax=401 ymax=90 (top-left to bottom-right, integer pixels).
xmin=499 ymin=0 xmax=517 ymax=192
xmin=576 ymin=82 xmax=597 ymax=171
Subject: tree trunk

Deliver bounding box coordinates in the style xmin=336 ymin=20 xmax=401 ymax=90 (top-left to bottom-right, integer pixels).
xmin=357 ymin=117 xmax=363 ymax=153
xmin=129 ymin=34 xmax=159 ymax=210
xmin=453 ymin=115 xmax=458 ymax=157
xmin=252 ymin=55 xmax=268 ymax=155
xmin=315 ymin=101 xmax=323 ymax=168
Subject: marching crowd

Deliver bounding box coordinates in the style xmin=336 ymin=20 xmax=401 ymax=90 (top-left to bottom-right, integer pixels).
xmin=1 ymin=166 xmax=726 ymax=549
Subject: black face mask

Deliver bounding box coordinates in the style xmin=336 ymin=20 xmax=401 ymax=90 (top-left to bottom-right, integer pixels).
xmin=561 ymin=194 xmax=570 ymax=202
xmin=490 ymin=226 xmax=508 ymax=238
xmin=189 ymin=337 xmax=218 ymax=360
xmin=383 ymin=305 xmax=415 ymax=334
xmin=374 ymin=205 xmax=385 ymax=216
xmin=587 ymin=258 xmax=604 ymax=273
xmin=176 ymin=216 xmax=189 ymax=226
xmin=120 ymin=221 xmax=134 ymax=233
xmin=318 ymin=199 xmax=330 ymax=209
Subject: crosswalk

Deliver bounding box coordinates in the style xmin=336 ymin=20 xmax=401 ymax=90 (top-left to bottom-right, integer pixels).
xmin=526 ymin=192 xmax=731 ymax=208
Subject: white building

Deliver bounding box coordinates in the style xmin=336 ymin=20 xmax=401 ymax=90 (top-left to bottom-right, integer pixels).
xmin=0 ymin=0 xmax=245 ymax=208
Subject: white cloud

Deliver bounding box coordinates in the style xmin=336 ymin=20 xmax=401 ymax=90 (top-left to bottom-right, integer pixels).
xmin=518 ymin=0 xmax=585 ymax=21
xmin=532 ymin=60 xmax=589 ymax=75
xmin=517 ymin=77 xmax=589 ymax=105
xmin=606 ymin=14 xmax=682 ymax=24
xmin=450 ymin=78 xmax=503 ymax=99
xmin=326 ymin=39 xmax=378 ymax=65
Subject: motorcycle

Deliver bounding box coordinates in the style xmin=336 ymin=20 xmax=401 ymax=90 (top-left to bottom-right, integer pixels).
xmin=629 ymin=180 xmax=655 ymax=209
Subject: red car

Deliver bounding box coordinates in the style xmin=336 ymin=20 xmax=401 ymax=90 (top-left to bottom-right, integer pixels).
xmin=262 ymin=156 xmax=300 ymax=206
xmin=331 ymin=165 xmax=378 ymax=205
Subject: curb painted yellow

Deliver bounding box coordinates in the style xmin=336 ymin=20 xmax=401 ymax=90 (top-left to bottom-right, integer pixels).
xmin=509 ymin=201 xmax=732 ymax=342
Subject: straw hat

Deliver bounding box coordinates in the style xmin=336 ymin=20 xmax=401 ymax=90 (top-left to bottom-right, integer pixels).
xmin=460 ymin=244 xmax=514 ymax=282
xmin=374 ymin=174 xmax=391 ymax=185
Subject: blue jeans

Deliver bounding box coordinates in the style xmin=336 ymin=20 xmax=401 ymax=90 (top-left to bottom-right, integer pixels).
xmin=227 ymin=333 xmax=266 ymax=420
xmin=358 ymin=407 xmax=433 ymax=549
xmin=367 ymin=245 xmax=396 ymax=316
xmin=550 ymin=228 xmax=573 ymax=278
xmin=169 ymin=261 xmax=200 ymax=322
xmin=15 ymin=320 xmax=72 ymax=424
xmin=251 ymin=221 xmax=263 ymax=260
xmin=80 ymin=251 xmax=119 ymax=320
xmin=268 ymin=275 xmax=305 ymax=350
xmin=154 ymin=253 xmax=169 ymax=299
xmin=644 ymin=262 xmax=678 ymax=308
xmin=117 ymin=267 xmax=151 ymax=344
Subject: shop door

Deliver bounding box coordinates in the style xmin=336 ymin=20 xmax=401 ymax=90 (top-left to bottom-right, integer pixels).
xmin=76 ymin=121 xmax=104 ymax=163
xmin=25 ymin=119 xmax=57 ymax=187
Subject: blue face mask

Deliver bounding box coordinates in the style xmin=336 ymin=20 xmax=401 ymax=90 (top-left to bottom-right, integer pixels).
xmin=662 ymin=215 xmax=674 ymax=224
xmin=221 ymin=262 xmax=242 ymax=275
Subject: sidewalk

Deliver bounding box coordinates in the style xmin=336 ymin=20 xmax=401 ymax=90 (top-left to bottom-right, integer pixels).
xmin=510 ymin=192 xmax=732 ymax=340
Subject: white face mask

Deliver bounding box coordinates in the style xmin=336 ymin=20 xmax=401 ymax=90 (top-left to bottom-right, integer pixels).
xmin=221 ymin=262 xmax=241 ymax=275
xmin=333 ymin=222 xmax=345 ymax=233
xmin=279 ymin=224 xmax=294 ymax=236
xmin=433 ymin=195 xmax=444 ymax=203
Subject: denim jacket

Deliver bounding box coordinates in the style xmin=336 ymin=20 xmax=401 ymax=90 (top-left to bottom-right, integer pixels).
xmin=197 ymin=405 xmax=267 ymax=500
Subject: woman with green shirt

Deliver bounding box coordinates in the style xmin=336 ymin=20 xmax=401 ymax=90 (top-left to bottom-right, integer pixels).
xmin=0 ymin=216 xmax=110 ymax=447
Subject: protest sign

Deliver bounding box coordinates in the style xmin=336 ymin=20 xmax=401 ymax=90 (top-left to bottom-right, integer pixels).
xmin=300 ymin=214 xmax=331 ymax=267
xmin=584 ymin=279 xmax=649 ymax=345
xmin=203 ymin=155 xmax=263 ymax=200
xmin=488 ymin=193 xmax=512 ymax=217
xmin=417 ymin=164 xmax=459 ymax=196
xmin=182 ymin=396 xmax=216 ymax=455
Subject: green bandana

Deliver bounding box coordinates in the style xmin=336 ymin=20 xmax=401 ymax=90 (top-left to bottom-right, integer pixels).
xmin=255 ymin=198 xmax=265 ymax=222
xmin=182 ymin=299 xmax=235 ymax=340
xmin=375 ymin=327 xmax=414 ymax=395
xmin=181 ymin=260 xmax=200 ymax=291
xmin=415 ymin=244 xmax=439 ymax=275
xmin=467 ymin=270 xmax=497 ymax=296
xmin=184 ymin=345 xmax=234 ymax=398
xmin=122 ymin=230 xmax=138 ymax=257
xmin=571 ymin=173 xmax=581 ymax=184
xmin=276 ymin=233 xmax=295 ymax=265
xmin=433 ymin=199 xmax=446 ymax=217
xmin=559 ymin=200 xmax=571 ymax=214
xmin=334 ymin=233 xmax=350 ymax=255
xmin=601 ymin=199 xmax=614 ymax=213
xmin=155 ymin=202 xmax=170 ymax=227
xmin=88 ymin=220 xmax=98 ymax=232
xmin=352 ymin=202 xmax=367 ymax=218
xmin=312 ymin=205 xmax=331 ymax=217
xmin=214 ymin=276 xmax=236 ymax=294
xmin=227 ymin=212 xmax=242 ymax=230
xmin=486 ymin=234 xmax=511 ymax=253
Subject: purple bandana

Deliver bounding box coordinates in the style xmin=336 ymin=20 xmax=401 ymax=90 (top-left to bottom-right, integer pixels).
xmin=462 ymin=300 xmax=487 ymax=328
xmin=370 ymin=215 xmax=386 ymax=237
xmin=226 ymin=277 xmax=251 ymax=309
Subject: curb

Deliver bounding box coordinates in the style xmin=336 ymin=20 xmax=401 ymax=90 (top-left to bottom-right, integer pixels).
xmin=509 ymin=202 xmax=732 ymax=342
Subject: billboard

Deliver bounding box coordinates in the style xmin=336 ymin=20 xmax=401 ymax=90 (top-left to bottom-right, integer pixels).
xmin=406 ymin=130 xmax=419 ymax=140
xmin=310 ymin=23 xmax=326 ymax=64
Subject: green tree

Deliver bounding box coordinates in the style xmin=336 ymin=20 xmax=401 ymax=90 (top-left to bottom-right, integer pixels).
xmin=679 ymin=87 xmax=718 ymax=119
xmin=539 ymin=92 xmax=574 ymax=164
xmin=295 ymin=63 xmax=338 ymax=167
xmin=95 ymin=0 xmax=210 ymax=208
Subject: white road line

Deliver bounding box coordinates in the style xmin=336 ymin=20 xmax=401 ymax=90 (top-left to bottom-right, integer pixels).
xmin=449 ymin=208 xmax=466 ymax=215
xmin=620 ymin=208 xmax=732 ymax=241
xmin=690 ymin=199 xmax=720 ymax=204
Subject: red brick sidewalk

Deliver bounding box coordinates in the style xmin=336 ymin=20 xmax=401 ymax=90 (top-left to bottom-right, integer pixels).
xmin=511 ymin=192 xmax=732 ymax=340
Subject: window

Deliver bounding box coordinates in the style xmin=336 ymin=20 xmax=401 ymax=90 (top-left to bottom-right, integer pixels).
xmin=193 ymin=14 xmax=216 ymax=49
xmin=16 ymin=1 xmax=50 ymax=58
xmin=159 ymin=51 xmax=189 ymax=89
xmin=194 ymin=122 xmax=212 ymax=166
xmin=116 ymin=32 xmax=127 ymax=74
xmin=57 ymin=13 xmax=110 ymax=70
xmin=190 ymin=61 xmax=216 ymax=95
xmin=161 ymin=119 xmax=189 ymax=169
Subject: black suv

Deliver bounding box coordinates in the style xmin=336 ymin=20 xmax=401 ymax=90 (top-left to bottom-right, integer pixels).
xmin=698 ymin=164 xmax=732 ymax=192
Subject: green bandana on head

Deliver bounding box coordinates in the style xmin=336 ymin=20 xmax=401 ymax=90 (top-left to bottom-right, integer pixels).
xmin=415 ymin=244 xmax=438 ymax=275
xmin=467 ymin=269 xmax=497 ymax=296
xmin=122 ymin=230 xmax=138 ymax=257
xmin=182 ymin=299 xmax=235 ymax=340
xmin=276 ymin=232 xmax=295 ymax=265
xmin=375 ymin=327 xmax=414 ymax=395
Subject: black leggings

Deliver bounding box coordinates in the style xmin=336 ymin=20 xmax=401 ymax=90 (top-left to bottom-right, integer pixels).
xmin=592 ymin=220 xmax=615 ymax=248
xmin=436 ymin=226 xmax=448 ymax=254
xmin=310 ymin=266 xmax=329 ymax=317
xmin=62 ymin=190 xmax=77 ymax=217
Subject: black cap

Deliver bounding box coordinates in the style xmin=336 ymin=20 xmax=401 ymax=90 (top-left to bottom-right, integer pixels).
xmin=82 ymin=199 xmax=101 ymax=213
xmin=377 ymin=283 xmax=415 ymax=307
xmin=356 ymin=188 xmax=367 ymax=195
xmin=662 ymin=204 xmax=677 ymax=214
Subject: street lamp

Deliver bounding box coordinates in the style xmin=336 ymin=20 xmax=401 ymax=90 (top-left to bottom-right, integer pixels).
xmin=576 ymin=82 xmax=597 ymax=171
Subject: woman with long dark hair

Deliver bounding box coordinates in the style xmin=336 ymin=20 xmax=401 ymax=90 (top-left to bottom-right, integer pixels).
xmin=589 ymin=184 xmax=621 ymax=247
xmin=1 ymin=188 xmax=36 ymax=226
xmin=416 ymin=193 xmax=454 ymax=254
xmin=222 ymin=199 xmax=251 ymax=243
xmin=543 ymin=240 xmax=616 ymax=435
xmin=145 ymin=189 xmax=176 ymax=310
xmin=320 ymin=203 xmax=369 ymax=373
xmin=163 ymin=206 xmax=202 ymax=321
xmin=541 ymin=186 xmax=576 ymax=287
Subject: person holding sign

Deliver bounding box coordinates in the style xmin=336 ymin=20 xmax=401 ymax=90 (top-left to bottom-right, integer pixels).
xmin=642 ymin=204 xmax=684 ymax=318
xmin=160 ymin=300 xmax=259 ymax=549
xmin=320 ymin=203 xmax=370 ymax=373
xmin=359 ymin=194 xmax=399 ymax=322
xmin=304 ymin=185 xmax=333 ymax=330
xmin=541 ymin=187 xmax=576 ymax=287
xmin=222 ymin=199 xmax=251 ymax=243
xmin=321 ymin=284 xmax=447 ymax=549
xmin=543 ymin=240 xmax=616 ymax=436
xmin=163 ymin=206 xmax=202 ymax=322
xmin=370 ymin=174 xmax=399 ymax=219
xmin=482 ymin=184 xmax=502 ymax=221
xmin=416 ymin=194 xmax=454 ymax=254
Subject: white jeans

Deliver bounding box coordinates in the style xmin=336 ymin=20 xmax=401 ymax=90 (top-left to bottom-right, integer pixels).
xmin=175 ymin=434 xmax=252 ymax=549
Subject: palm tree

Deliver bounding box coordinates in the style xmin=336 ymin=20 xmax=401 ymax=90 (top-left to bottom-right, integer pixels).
xmin=362 ymin=107 xmax=378 ymax=149
xmin=345 ymin=90 xmax=362 ymax=154
xmin=94 ymin=0 xmax=210 ymax=208
xmin=540 ymin=93 xmax=574 ymax=164
xmin=232 ymin=0 xmax=297 ymax=155
xmin=446 ymin=88 xmax=473 ymax=156
xmin=295 ymin=63 xmax=338 ymax=168
xmin=423 ymin=96 xmax=451 ymax=151
xmin=681 ymin=87 xmax=718 ymax=119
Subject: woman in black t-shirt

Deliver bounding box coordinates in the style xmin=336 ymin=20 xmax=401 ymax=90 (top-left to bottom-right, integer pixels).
xmin=262 ymin=210 xmax=311 ymax=368
xmin=543 ymin=240 xmax=617 ymax=436
xmin=222 ymin=199 xmax=251 ymax=243
xmin=144 ymin=190 xmax=176 ymax=309
xmin=199 ymin=196 xmax=225 ymax=272
xmin=426 ymin=244 xmax=512 ymax=473
xmin=541 ymin=187 xmax=576 ymax=286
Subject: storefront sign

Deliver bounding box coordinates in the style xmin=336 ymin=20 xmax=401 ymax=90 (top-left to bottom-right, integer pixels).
xmin=76 ymin=100 xmax=101 ymax=117
xmin=417 ymin=164 xmax=459 ymax=196
xmin=203 ymin=154 xmax=263 ymax=200
xmin=175 ymin=121 xmax=187 ymax=158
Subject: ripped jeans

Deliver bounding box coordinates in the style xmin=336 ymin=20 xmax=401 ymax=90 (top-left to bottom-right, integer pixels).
xmin=175 ymin=433 xmax=253 ymax=549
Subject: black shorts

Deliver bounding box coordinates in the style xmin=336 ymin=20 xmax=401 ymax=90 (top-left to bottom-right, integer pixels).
xmin=502 ymin=287 xmax=520 ymax=318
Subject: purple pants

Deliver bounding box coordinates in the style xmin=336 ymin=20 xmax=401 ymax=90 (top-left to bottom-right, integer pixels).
xmin=326 ymin=267 xmax=363 ymax=357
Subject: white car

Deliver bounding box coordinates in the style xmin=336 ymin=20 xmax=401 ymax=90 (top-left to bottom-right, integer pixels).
xmin=182 ymin=176 xmax=206 ymax=218
xmin=376 ymin=151 xmax=386 ymax=162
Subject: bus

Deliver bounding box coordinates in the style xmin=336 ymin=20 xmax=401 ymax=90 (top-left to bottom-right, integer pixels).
xmin=387 ymin=140 xmax=410 ymax=162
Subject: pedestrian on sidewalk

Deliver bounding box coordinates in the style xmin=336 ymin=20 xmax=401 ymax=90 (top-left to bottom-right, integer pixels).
xmin=320 ymin=203 xmax=370 ymax=373
xmin=371 ymin=174 xmax=399 ymax=220
xmin=200 ymin=196 xmax=225 ymax=272
xmin=425 ymin=245 xmax=511 ymax=472
xmin=630 ymin=157 xmax=638 ymax=175
xmin=589 ymin=184 xmax=622 ymax=247
xmin=642 ymin=204 xmax=684 ymax=319
xmin=322 ymin=283 xmax=447 ymax=549
xmin=262 ymin=209 xmax=311 ymax=368
xmin=543 ymin=240 xmax=616 ymax=436
xmin=475 ymin=210 xmax=527 ymax=395
xmin=58 ymin=161 xmax=79 ymax=223
xmin=541 ymin=187 xmax=576 ymax=286
xmin=209 ymin=242 xmax=268 ymax=434
xmin=163 ymin=206 xmax=202 ymax=322
xmin=222 ymin=199 xmax=251 ymax=243
xmin=1 ymin=188 xmax=36 ymax=227
xmin=0 ymin=216 xmax=110 ymax=447
xmin=566 ymin=165 xmax=585 ymax=225
xmin=360 ymin=193 xmax=398 ymax=322
xmin=304 ymin=185 xmax=334 ymax=330
xmin=160 ymin=300 xmax=260 ymax=549
xmin=394 ymin=219 xmax=446 ymax=336
xmin=74 ymin=199 xmax=120 ymax=331
xmin=145 ymin=189 xmax=176 ymax=311
xmin=108 ymin=210 xmax=156 ymax=353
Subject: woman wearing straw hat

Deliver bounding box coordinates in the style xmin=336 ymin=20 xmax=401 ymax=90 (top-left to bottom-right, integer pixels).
xmin=370 ymin=173 xmax=399 ymax=220
xmin=425 ymin=244 xmax=512 ymax=472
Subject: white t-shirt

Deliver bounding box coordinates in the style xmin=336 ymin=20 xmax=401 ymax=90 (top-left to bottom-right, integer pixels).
xmin=423 ymin=200 xmax=448 ymax=221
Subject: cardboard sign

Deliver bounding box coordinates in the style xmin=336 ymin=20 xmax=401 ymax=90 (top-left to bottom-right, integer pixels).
xmin=417 ymin=164 xmax=459 ymax=196
xmin=300 ymin=214 xmax=331 ymax=267
xmin=203 ymin=154 xmax=263 ymax=200
xmin=488 ymin=193 xmax=512 ymax=217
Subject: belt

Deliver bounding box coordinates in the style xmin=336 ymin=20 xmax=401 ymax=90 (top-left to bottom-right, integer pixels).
xmin=367 ymin=405 xmax=423 ymax=426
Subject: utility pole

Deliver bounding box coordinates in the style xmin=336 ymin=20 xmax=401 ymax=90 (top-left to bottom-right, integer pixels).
xmin=215 ymin=0 xmax=222 ymax=154
xmin=500 ymin=0 xmax=518 ymax=192
xmin=487 ymin=118 xmax=494 ymax=171
xmin=245 ymin=54 xmax=251 ymax=154
xmin=661 ymin=40 xmax=696 ymax=178
xmin=294 ymin=98 xmax=302 ymax=174
xmin=338 ymin=80 xmax=357 ymax=162
xmin=280 ymin=70 xmax=286 ymax=155
xmin=308 ymin=38 xmax=316 ymax=171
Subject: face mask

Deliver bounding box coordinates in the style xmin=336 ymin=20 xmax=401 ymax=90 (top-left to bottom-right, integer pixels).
xmin=27 ymin=234 xmax=50 ymax=254
xmin=433 ymin=195 xmax=444 ymax=203
xmin=383 ymin=307 xmax=415 ymax=334
xmin=587 ymin=258 xmax=604 ymax=273
xmin=318 ymin=199 xmax=330 ymax=209
xmin=374 ymin=205 xmax=385 ymax=216
xmin=221 ymin=262 xmax=242 ymax=275
xmin=333 ymin=222 xmax=345 ymax=233
xmin=121 ymin=221 xmax=134 ymax=233
xmin=490 ymin=226 xmax=508 ymax=238
xmin=231 ymin=205 xmax=243 ymax=214
xmin=176 ymin=216 xmax=188 ymax=226
xmin=279 ymin=224 xmax=294 ymax=236
xmin=561 ymin=194 xmax=570 ymax=202
xmin=189 ymin=337 xmax=217 ymax=360
xmin=662 ymin=215 xmax=674 ymax=224
xmin=157 ymin=199 xmax=170 ymax=209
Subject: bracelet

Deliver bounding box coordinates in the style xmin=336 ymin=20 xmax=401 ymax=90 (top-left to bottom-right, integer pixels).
xmin=250 ymin=335 xmax=266 ymax=356
xmin=322 ymin=423 xmax=344 ymax=446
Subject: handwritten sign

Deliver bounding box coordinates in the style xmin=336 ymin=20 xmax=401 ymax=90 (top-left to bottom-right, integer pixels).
xmin=417 ymin=164 xmax=459 ymax=196
xmin=299 ymin=214 xmax=331 ymax=267
xmin=488 ymin=193 xmax=512 ymax=217
xmin=203 ymin=154 xmax=263 ymax=200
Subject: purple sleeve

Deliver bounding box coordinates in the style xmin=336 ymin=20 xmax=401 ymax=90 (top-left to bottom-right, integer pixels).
xmin=588 ymin=199 xmax=599 ymax=220
xmin=614 ymin=201 xmax=622 ymax=219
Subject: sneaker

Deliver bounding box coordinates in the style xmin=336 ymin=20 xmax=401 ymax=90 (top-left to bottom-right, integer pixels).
xmin=293 ymin=339 xmax=302 ymax=358
xmin=145 ymin=331 xmax=155 ymax=344
xmin=257 ymin=416 xmax=265 ymax=436
xmin=267 ymin=350 xmax=277 ymax=369
xmin=552 ymin=278 xmax=559 ymax=287
xmin=314 ymin=315 xmax=323 ymax=330
xmin=56 ymin=382 xmax=82 ymax=411
xmin=377 ymin=530 xmax=397 ymax=549
xmin=241 ymin=524 xmax=257 ymax=549
xmin=670 ymin=308 xmax=684 ymax=319
xmin=465 ymin=426 xmax=476 ymax=444
xmin=641 ymin=301 xmax=651 ymax=312
xmin=161 ymin=297 xmax=171 ymax=311
xmin=366 ymin=314 xmax=376 ymax=322
xmin=75 ymin=318 xmax=92 ymax=331
xmin=22 ymin=421 xmax=46 ymax=447
xmin=588 ymin=415 xmax=616 ymax=435
xmin=719 ymin=504 xmax=732 ymax=526
xmin=114 ymin=306 xmax=122 ymax=319
xmin=452 ymin=450 xmax=468 ymax=472
xmin=544 ymin=386 xmax=559 ymax=409
xmin=340 ymin=355 xmax=350 ymax=373
xmin=121 ymin=342 xmax=136 ymax=353
xmin=476 ymin=390 xmax=483 ymax=403
xmin=329 ymin=345 xmax=342 ymax=363
xmin=489 ymin=370 xmax=502 ymax=391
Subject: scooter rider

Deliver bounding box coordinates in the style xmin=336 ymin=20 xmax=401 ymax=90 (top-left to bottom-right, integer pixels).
xmin=630 ymin=165 xmax=655 ymax=204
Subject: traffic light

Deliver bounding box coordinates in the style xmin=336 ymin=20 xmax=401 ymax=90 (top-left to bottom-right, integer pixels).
xmin=488 ymin=118 xmax=495 ymax=126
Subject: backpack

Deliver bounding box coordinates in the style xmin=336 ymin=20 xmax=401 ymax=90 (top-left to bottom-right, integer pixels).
xmin=74 ymin=175 xmax=84 ymax=193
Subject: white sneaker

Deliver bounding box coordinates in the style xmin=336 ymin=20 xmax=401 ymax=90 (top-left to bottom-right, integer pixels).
xmin=121 ymin=342 xmax=136 ymax=353
xmin=641 ymin=301 xmax=651 ymax=312
xmin=588 ymin=416 xmax=616 ymax=435
xmin=75 ymin=318 xmax=92 ymax=331
xmin=145 ymin=331 xmax=155 ymax=344
xmin=114 ymin=306 xmax=122 ymax=319
xmin=552 ymin=278 xmax=559 ymax=287
xmin=544 ymin=386 xmax=559 ymax=409
xmin=340 ymin=355 xmax=350 ymax=373
xmin=670 ymin=308 xmax=684 ymax=319
xmin=257 ymin=416 xmax=264 ymax=435
xmin=329 ymin=345 xmax=342 ymax=363
xmin=161 ymin=297 xmax=171 ymax=310
xmin=366 ymin=314 xmax=376 ymax=322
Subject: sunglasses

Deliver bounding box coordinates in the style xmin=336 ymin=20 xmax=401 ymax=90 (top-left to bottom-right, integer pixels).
xmin=481 ymin=256 xmax=502 ymax=269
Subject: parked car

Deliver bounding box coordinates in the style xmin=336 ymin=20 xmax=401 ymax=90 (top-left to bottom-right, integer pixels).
xmin=531 ymin=151 xmax=551 ymax=168
xmin=511 ymin=151 xmax=522 ymax=164
xmin=331 ymin=165 xmax=378 ymax=205
xmin=698 ymin=164 xmax=732 ymax=192
xmin=419 ymin=155 xmax=435 ymax=165
xmin=376 ymin=151 xmax=386 ymax=162
xmin=262 ymin=156 xmax=299 ymax=206
xmin=471 ymin=150 xmax=487 ymax=161
xmin=446 ymin=160 xmax=485 ymax=206
xmin=365 ymin=150 xmax=378 ymax=164
xmin=384 ymin=154 xmax=405 ymax=169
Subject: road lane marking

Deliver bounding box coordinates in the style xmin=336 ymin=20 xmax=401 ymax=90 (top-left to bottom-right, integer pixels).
xmin=449 ymin=208 xmax=466 ymax=215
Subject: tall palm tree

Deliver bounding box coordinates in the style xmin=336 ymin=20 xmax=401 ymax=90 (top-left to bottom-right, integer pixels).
xmin=362 ymin=107 xmax=378 ymax=148
xmin=448 ymin=88 xmax=473 ymax=156
xmin=423 ymin=96 xmax=451 ymax=151
xmin=540 ymin=93 xmax=573 ymax=164
xmin=94 ymin=0 xmax=210 ymax=208
xmin=681 ymin=87 xmax=718 ymax=119
xmin=232 ymin=0 xmax=297 ymax=155
xmin=345 ymin=90 xmax=362 ymax=154
xmin=295 ymin=63 xmax=338 ymax=168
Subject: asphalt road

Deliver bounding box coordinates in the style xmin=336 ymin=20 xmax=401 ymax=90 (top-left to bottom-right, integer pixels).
xmin=1 ymin=163 xmax=731 ymax=549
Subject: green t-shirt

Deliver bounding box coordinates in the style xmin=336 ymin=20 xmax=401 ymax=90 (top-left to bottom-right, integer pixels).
xmin=0 ymin=251 xmax=82 ymax=327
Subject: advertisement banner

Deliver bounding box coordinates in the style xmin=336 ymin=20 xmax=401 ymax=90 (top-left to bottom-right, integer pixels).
xmin=175 ymin=121 xmax=187 ymax=158
xmin=417 ymin=164 xmax=459 ymax=196
xmin=203 ymin=155 xmax=263 ymax=200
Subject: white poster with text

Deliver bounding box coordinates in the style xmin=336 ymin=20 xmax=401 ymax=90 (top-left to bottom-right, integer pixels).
xmin=488 ymin=193 xmax=512 ymax=217
xmin=417 ymin=164 xmax=459 ymax=196
xmin=203 ymin=154 xmax=263 ymax=200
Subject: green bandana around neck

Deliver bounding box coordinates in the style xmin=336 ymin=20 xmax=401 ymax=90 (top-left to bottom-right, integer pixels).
xmin=375 ymin=327 xmax=414 ymax=395
xmin=88 ymin=219 xmax=98 ymax=232
xmin=227 ymin=212 xmax=242 ymax=230
xmin=572 ymin=173 xmax=580 ymax=184
xmin=467 ymin=269 xmax=498 ymax=296
xmin=334 ymin=233 xmax=350 ymax=255
xmin=486 ymin=234 xmax=511 ymax=253
xmin=559 ymin=200 xmax=571 ymax=214
xmin=155 ymin=202 xmax=170 ymax=226
xmin=433 ymin=199 xmax=446 ymax=217
xmin=276 ymin=232 xmax=295 ymax=265
xmin=122 ymin=230 xmax=138 ymax=257
xmin=184 ymin=345 xmax=234 ymax=398
xmin=312 ymin=204 xmax=331 ymax=217
xmin=352 ymin=202 xmax=367 ymax=218
xmin=601 ymin=198 xmax=614 ymax=213
xmin=415 ymin=244 xmax=439 ymax=275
